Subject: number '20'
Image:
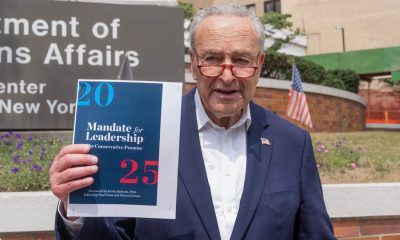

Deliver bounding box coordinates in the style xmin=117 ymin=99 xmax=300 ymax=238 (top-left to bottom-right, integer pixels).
xmin=78 ymin=82 xmax=115 ymax=107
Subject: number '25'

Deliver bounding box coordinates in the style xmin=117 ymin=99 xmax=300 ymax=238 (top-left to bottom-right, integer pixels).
xmin=120 ymin=160 xmax=159 ymax=185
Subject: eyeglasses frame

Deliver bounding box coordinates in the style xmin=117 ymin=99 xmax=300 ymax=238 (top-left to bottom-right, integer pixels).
xmin=193 ymin=49 xmax=260 ymax=79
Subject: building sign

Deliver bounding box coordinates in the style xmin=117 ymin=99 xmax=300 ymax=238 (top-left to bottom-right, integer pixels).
xmin=0 ymin=0 xmax=184 ymax=129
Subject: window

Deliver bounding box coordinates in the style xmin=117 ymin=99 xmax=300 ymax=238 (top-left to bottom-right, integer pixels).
xmin=246 ymin=4 xmax=256 ymax=14
xmin=264 ymin=0 xmax=281 ymax=13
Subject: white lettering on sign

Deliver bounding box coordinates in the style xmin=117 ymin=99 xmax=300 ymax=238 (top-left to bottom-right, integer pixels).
xmin=91 ymin=18 xmax=120 ymax=39
xmin=43 ymin=43 xmax=139 ymax=67
xmin=0 ymin=80 xmax=46 ymax=94
xmin=0 ymin=46 xmax=31 ymax=64
xmin=0 ymin=16 xmax=140 ymax=68
xmin=0 ymin=99 xmax=40 ymax=114
xmin=0 ymin=17 xmax=80 ymax=37
xmin=46 ymin=99 xmax=76 ymax=114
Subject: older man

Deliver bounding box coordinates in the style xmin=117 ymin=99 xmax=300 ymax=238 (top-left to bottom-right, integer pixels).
xmin=50 ymin=4 xmax=335 ymax=240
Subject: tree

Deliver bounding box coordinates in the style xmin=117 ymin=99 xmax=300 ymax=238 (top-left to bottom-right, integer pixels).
xmin=259 ymin=12 xmax=293 ymax=30
xmin=327 ymin=69 xmax=360 ymax=93
xmin=295 ymin=57 xmax=327 ymax=85
xmin=260 ymin=12 xmax=300 ymax=54
xmin=261 ymin=51 xmax=292 ymax=79
xmin=178 ymin=2 xmax=196 ymax=20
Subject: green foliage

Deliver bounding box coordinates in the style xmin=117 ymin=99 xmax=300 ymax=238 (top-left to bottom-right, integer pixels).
xmin=327 ymin=69 xmax=361 ymax=93
xmin=294 ymin=27 xmax=305 ymax=35
xmin=260 ymin=12 xmax=297 ymax=54
xmin=321 ymin=74 xmax=345 ymax=90
xmin=261 ymin=52 xmax=361 ymax=92
xmin=261 ymin=51 xmax=292 ymax=79
xmin=267 ymin=38 xmax=290 ymax=53
xmin=261 ymin=52 xmax=326 ymax=84
xmin=178 ymin=2 xmax=196 ymax=20
xmin=259 ymin=12 xmax=293 ymax=30
xmin=0 ymin=131 xmax=63 ymax=192
xmin=295 ymin=58 xmax=326 ymax=84
xmin=312 ymin=131 xmax=400 ymax=183
xmin=314 ymin=138 xmax=360 ymax=172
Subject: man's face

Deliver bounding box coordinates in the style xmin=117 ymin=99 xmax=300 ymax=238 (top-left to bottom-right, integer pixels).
xmin=190 ymin=15 xmax=264 ymax=128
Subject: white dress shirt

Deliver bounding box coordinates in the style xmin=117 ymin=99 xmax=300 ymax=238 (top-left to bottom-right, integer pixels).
xmin=61 ymin=90 xmax=251 ymax=240
xmin=194 ymin=90 xmax=250 ymax=240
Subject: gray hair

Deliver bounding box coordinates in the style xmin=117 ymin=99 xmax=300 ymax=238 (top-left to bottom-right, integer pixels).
xmin=189 ymin=4 xmax=265 ymax=52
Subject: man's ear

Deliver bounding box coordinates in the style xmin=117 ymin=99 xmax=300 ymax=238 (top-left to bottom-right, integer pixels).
xmin=188 ymin=48 xmax=197 ymax=80
xmin=189 ymin=48 xmax=195 ymax=62
xmin=257 ymin=52 xmax=265 ymax=77
xmin=259 ymin=52 xmax=265 ymax=67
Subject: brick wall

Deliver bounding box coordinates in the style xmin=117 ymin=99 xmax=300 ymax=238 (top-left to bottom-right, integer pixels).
xmin=333 ymin=217 xmax=400 ymax=240
xmin=0 ymin=231 xmax=53 ymax=240
xmin=185 ymin=83 xmax=366 ymax=132
xmin=2 ymin=218 xmax=400 ymax=239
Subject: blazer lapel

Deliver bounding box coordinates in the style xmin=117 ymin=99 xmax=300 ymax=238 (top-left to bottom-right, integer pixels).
xmin=231 ymin=102 xmax=273 ymax=240
xmin=178 ymin=90 xmax=221 ymax=240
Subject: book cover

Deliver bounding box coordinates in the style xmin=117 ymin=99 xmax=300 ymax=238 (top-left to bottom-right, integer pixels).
xmin=68 ymin=79 xmax=182 ymax=219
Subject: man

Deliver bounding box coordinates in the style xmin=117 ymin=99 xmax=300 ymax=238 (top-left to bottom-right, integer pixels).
xmin=50 ymin=4 xmax=335 ymax=240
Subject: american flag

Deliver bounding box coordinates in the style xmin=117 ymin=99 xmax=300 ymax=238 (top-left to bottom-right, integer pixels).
xmin=260 ymin=138 xmax=271 ymax=145
xmin=286 ymin=64 xmax=313 ymax=128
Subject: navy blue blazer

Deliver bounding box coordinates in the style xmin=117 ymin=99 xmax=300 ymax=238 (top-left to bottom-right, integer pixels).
xmin=56 ymin=89 xmax=335 ymax=240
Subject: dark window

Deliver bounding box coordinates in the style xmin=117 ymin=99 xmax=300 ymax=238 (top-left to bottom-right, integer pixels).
xmin=264 ymin=1 xmax=274 ymax=12
xmin=275 ymin=0 xmax=281 ymax=12
xmin=246 ymin=4 xmax=256 ymax=14
xmin=264 ymin=0 xmax=281 ymax=13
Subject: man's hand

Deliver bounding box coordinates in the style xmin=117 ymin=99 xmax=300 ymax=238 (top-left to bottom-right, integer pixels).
xmin=49 ymin=144 xmax=98 ymax=215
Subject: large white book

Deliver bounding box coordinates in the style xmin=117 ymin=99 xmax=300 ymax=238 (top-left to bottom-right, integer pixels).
xmin=68 ymin=79 xmax=182 ymax=219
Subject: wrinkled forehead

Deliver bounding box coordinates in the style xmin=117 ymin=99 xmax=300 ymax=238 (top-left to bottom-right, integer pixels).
xmin=193 ymin=15 xmax=260 ymax=55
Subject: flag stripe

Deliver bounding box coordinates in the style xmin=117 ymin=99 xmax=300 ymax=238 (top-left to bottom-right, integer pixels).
xmin=287 ymin=90 xmax=298 ymax=117
xmin=293 ymin=94 xmax=301 ymax=119
xmin=286 ymin=64 xmax=313 ymax=128
xmin=287 ymin=91 xmax=296 ymax=115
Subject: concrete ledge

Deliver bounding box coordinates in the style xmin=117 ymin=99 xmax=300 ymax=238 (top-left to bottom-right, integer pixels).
xmin=1 ymin=183 xmax=400 ymax=233
xmin=0 ymin=191 xmax=58 ymax=233
xmin=323 ymin=183 xmax=400 ymax=218
xmin=366 ymin=123 xmax=400 ymax=130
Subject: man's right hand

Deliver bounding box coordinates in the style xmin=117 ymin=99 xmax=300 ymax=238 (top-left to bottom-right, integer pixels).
xmin=49 ymin=144 xmax=98 ymax=216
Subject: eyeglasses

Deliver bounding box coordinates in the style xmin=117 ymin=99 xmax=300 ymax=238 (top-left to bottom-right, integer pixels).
xmin=194 ymin=49 xmax=259 ymax=78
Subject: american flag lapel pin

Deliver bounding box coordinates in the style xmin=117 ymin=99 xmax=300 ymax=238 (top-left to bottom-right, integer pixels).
xmin=260 ymin=137 xmax=271 ymax=145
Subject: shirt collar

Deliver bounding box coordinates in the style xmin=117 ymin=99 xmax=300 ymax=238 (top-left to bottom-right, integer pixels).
xmin=194 ymin=89 xmax=251 ymax=131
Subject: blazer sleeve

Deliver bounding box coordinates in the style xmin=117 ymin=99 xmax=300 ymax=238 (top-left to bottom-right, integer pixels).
xmin=55 ymin=211 xmax=136 ymax=240
xmin=295 ymin=132 xmax=336 ymax=240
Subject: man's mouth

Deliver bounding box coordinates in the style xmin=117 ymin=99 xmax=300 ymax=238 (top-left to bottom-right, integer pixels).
xmin=217 ymin=89 xmax=237 ymax=94
xmin=213 ymin=89 xmax=239 ymax=98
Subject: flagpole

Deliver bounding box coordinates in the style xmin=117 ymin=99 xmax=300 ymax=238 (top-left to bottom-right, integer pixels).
xmin=291 ymin=58 xmax=295 ymax=82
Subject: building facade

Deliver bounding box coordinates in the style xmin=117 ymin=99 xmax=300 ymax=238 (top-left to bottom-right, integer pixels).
xmin=182 ymin=0 xmax=400 ymax=55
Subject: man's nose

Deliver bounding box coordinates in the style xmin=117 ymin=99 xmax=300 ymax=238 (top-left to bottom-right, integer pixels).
xmin=219 ymin=64 xmax=235 ymax=83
